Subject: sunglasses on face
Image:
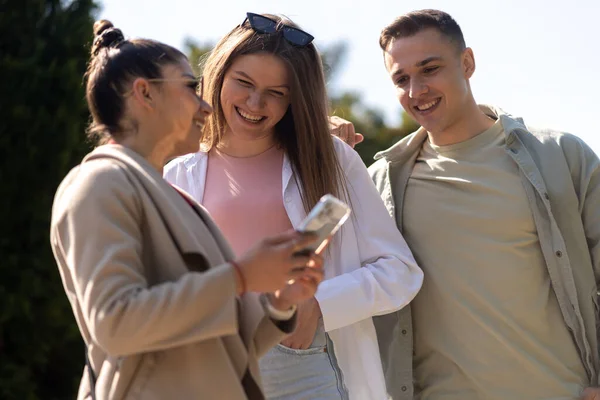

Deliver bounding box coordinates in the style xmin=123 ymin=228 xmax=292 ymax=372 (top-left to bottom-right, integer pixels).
xmin=146 ymin=76 xmax=204 ymax=99
xmin=241 ymin=12 xmax=314 ymax=47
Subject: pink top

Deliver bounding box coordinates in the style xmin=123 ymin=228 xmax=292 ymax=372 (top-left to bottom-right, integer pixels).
xmin=202 ymin=145 xmax=293 ymax=257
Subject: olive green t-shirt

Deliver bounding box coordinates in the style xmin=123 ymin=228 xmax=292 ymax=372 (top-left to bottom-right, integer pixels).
xmin=404 ymin=120 xmax=587 ymax=399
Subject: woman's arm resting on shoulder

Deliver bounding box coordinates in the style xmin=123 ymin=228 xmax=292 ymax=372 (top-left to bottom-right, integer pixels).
xmin=329 ymin=116 xmax=364 ymax=149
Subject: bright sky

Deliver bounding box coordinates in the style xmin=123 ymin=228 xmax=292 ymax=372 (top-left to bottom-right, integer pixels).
xmin=99 ymin=0 xmax=600 ymax=155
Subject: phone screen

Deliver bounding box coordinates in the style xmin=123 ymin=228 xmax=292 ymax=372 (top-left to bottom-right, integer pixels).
xmin=295 ymin=194 xmax=351 ymax=255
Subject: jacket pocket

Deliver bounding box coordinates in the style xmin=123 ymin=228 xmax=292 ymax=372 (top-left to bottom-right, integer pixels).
xmin=182 ymin=252 xmax=210 ymax=273
xmin=111 ymin=352 xmax=159 ymax=400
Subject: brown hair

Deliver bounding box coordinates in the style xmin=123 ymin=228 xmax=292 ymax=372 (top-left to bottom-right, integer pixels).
xmin=379 ymin=9 xmax=466 ymax=52
xmin=85 ymin=20 xmax=186 ymax=144
xmin=201 ymin=14 xmax=348 ymax=212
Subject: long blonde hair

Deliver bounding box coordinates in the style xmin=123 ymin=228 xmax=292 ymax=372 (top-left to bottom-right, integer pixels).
xmin=200 ymin=13 xmax=348 ymax=212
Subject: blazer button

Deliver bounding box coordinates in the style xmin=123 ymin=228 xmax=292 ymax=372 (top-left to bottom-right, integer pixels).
xmin=401 ymin=386 xmax=408 ymax=392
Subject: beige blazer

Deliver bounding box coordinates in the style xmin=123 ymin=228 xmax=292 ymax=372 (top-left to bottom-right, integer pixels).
xmin=50 ymin=145 xmax=293 ymax=400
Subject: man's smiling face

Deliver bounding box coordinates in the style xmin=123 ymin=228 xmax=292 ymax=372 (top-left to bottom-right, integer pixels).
xmin=384 ymin=28 xmax=475 ymax=136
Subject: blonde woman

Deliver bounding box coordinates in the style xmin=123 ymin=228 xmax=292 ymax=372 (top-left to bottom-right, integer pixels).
xmin=165 ymin=13 xmax=423 ymax=400
xmin=51 ymin=20 xmax=325 ymax=400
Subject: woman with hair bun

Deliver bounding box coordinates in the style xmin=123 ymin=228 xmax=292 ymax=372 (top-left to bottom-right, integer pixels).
xmin=50 ymin=20 xmax=324 ymax=400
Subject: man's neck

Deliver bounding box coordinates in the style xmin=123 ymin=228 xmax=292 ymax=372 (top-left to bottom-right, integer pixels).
xmin=428 ymin=103 xmax=495 ymax=147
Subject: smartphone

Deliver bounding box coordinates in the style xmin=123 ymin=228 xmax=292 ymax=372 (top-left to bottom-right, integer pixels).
xmin=295 ymin=194 xmax=351 ymax=255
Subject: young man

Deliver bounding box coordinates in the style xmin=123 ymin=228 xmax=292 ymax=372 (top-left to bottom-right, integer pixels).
xmin=366 ymin=9 xmax=600 ymax=400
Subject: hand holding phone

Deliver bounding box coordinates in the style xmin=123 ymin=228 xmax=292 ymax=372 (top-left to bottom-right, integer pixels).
xmin=294 ymin=194 xmax=351 ymax=256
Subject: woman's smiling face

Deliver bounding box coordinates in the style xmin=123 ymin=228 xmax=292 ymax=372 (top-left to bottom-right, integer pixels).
xmin=220 ymin=53 xmax=291 ymax=143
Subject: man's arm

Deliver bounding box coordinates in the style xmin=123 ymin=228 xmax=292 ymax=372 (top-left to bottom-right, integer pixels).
xmin=567 ymin=137 xmax=600 ymax=287
xmin=562 ymin=135 xmax=600 ymax=394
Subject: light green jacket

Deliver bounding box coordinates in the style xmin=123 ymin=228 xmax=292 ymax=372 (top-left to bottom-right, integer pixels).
xmin=368 ymin=105 xmax=600 ymax=400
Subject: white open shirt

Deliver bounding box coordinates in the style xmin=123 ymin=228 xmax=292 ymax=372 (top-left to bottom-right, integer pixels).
xmin=164 ymin=137 xmax=423 ymax=400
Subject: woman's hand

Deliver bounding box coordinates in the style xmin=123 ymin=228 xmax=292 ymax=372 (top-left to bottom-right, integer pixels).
xmin=329 ymin=116 xmax=363 ymax=148
xmin=264 ymin=236 xmax=328 ymax=312
xmin=269 ymin=255 xmax=324 ymax=310
xmin=280 ymin=297 xmax=322 ymax=349
xmin=235 ymin=230 xmax=321 ymax=294
xmin=269 ymin=259 xmax=324 ymax=349
xmin=582 ymin=387 xmax=600 ymax=400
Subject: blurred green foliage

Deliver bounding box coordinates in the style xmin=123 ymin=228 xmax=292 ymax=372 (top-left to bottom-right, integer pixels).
xmin=0 ymin=0 xmax=97 ymax=398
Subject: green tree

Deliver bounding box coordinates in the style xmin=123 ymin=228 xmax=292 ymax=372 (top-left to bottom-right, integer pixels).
xmin=184 ymin=38 xmax=213 ymax=77
xmin=0 ymin=0 xmax=97 ymax=398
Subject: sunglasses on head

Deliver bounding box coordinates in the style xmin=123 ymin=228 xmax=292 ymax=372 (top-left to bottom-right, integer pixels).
xmin=241 ymin=12 xmax=314 ymax=47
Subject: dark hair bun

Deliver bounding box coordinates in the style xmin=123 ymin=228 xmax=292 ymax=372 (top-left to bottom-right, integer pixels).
xmin=91 ymin=20 xmax=124 ymax=56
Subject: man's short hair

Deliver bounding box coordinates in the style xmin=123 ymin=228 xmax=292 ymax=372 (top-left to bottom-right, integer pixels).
xmin=379 ymin=9 xmax=466 ymax=53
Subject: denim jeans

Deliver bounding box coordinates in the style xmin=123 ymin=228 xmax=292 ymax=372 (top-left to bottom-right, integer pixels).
xmin=259 ymin=319 xmax=348 ymax=400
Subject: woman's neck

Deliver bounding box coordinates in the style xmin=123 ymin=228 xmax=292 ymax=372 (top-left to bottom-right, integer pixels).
xmin=217 ymin=130 xmax=277 ymax=158
xmin=118 ymin=134 xmax=170 ymax=174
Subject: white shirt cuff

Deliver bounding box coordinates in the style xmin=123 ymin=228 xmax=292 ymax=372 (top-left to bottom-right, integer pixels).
xmin=261 ymin=295 xmax=297 ymax=321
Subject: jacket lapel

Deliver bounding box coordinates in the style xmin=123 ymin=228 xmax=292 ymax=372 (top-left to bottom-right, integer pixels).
xmin=84 ymin=146 xmax=225 ymax=263
xmin=174 ymin=188 xmax=237 ymax=261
